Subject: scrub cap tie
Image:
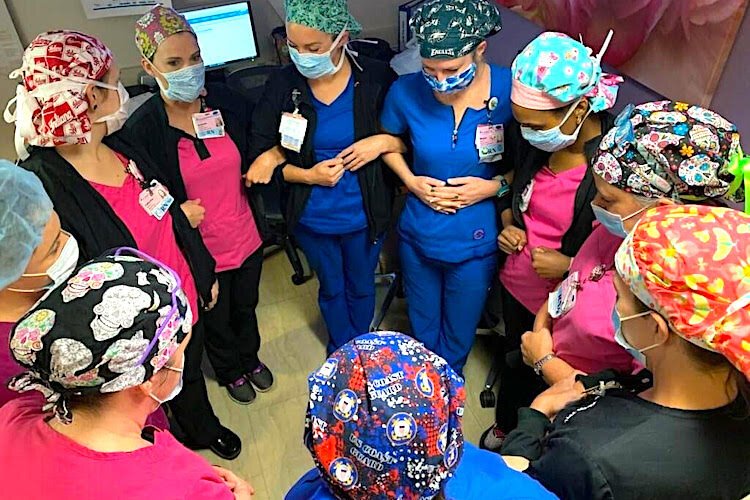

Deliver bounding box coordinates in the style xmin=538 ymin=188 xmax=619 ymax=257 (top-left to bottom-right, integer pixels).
xmin=3 ymin=30 xmax=113 ymax=159
xmin=135 ymin=4 xmax=195 ymax=60
xmin=9 ymin=250 xmax=192 ymax=424
xmin=285 ymin=0 xmax=362 ymax=37
xmin=411 ymin=0 xmax=502 ymax=59
xmin=0 ymin=160 xmax=53 ymax=289
xmin=593 ymin=100 xmax=745 ymax=209
xmin=511 ymin=31 xmax=622 ymax=112
xmin=616 ymin=204 xmax=750 ymax=381
xmin=305 ymin=331 xmax=465 ymax=499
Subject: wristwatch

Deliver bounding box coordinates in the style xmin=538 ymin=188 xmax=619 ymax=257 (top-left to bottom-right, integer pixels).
xmin=533 ymin=353 xmax=556 ymax=376
xmin=496 ymin=176 xmax=510 ymax=198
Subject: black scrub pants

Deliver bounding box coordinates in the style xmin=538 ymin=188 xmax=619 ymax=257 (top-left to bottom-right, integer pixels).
xmin=203 ymin=248 xmax=263 ymax=385
xmin=495 ymin=289 xmax=547 ymax=433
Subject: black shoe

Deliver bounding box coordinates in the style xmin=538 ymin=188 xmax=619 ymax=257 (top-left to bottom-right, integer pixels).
xmin=246 ymin=363 xmax=274 ymax=392
xmin=209 ymin=426 xmax=242 ymax=460
xmin=226 ymin=376 xmax=257 ymax=405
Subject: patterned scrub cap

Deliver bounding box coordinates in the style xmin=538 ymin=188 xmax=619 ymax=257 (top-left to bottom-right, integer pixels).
xmin=593 ymin=101 xmax=746 ymax=210
xmin=616 ymin=204 xmax=750 ymax=380
xmin=135 ymin=4 xmax=195 ymax=60
xmin=411 ymin=0 xmax=502 ymax=59
xmin=511 ymin=31 xmax=623 ymax=112
xmin=4 ymin=30 xmax=113 ymax=156
xmin=285 ymin=0 xmax=362 ymax=37
xmin=8 ymin=251 xmax=192 ymax=424
xmin=305 ymin=332 xmax=466 ymax=499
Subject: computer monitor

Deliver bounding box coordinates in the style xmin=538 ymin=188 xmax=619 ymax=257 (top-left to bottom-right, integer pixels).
xmin=182 ymin=2 xmax=259 ymax=69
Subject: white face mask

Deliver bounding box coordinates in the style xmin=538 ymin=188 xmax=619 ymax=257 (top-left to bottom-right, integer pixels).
xmin=94 ymin=81 xmax=130 ymax=136
xmin=520 ymin=99 xmax=592 ymax=153
xmin=149 ymin=353 xmax=185 ymax=405
xmin=8 ymin=231 xmax=80 ymax=293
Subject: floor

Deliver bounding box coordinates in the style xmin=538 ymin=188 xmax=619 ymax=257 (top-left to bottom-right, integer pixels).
xmin=197 ymin=251 xmax=497 ymax=499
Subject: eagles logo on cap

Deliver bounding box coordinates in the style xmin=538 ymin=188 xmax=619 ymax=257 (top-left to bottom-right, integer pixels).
xmin=332 ymin=389 xmax=359 ymax=422
xmin=329 ymin=457 xmax=358 ymax=489
xmin=315 ymin=358 xmax=338 ymax=381
xmin=415 ymin=367 xmax=434 ymax=397
xmin=387 ymin=412 xmax=418 ymax=446
xmin=444 ymin=441 xmax=460 ymax=468
xmin=437 ymin=423 xmax=448 ymax=454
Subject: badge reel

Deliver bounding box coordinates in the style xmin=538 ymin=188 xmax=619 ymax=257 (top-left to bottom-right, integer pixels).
xmin=279 ymin=89 xmax=308 ymax=153
xmin=476 ymin=96 xmax=504 ymax=163
xmin=192 ymin=109 xmax=225 ymax=140
xmin=548 ymin=271 xmax=579 ymax=319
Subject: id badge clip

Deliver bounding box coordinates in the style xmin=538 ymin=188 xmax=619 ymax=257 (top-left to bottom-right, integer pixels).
xmin=192 ymin=109 xmax=225 ymax=140
xmin=139 ymin=180 xmax=174 ymax=221
xmin=548 ymin=271 xmax=579 ymax=319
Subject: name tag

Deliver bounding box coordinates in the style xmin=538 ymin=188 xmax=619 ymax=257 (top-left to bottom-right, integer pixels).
xmin=548 ymin=271 xmax=579 ymax=319
xmin=476 ymin=123 xmax=505 ymax=163
xmin=279 ymin=112 xmax=308 ymax=153
xmin=139 ymin=180 xmax=174 ymax=221
xmin=192 ymin=110 xmax=225 ymax=140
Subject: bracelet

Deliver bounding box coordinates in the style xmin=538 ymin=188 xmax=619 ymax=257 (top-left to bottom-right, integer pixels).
xmin=533 ymin=353 xmax=556 ymax=376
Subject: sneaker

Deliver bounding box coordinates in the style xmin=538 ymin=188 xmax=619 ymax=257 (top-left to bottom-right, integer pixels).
xmin=480 ymin=424 xmax=506 ymax=452
xmin=246 ymin=363 xmax=274 ymax=392
xmin=226 ymin=376 xmax=256 ymax=405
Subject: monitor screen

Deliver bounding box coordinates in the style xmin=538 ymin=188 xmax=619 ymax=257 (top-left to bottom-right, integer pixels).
xmin=183 ymin=2 xmax=259 ymax=68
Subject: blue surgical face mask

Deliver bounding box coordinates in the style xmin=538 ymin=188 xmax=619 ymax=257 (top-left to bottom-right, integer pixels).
xmin=422 ymin=62 xmax=477 ymax=95
xmin=612 ymin=307 xmax=661 ymax=365
xmin=289 ymin=28 xmax=347 ymax=80
xmin=520 ymin=100 xmax=590 ymax=152
xmin=154 ymin=62 xmax=205 ymax=103
xmin=591 ymin=203 xmax=648 ymax=238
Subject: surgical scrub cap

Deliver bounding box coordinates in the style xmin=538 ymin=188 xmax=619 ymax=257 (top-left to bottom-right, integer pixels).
xmin=0 ymin=160 xmax=53 ymax=290
xmin=285 ymin=0 xmax=362 ymax=37
xmin=411 ymin=0 xmax=503 ymax=59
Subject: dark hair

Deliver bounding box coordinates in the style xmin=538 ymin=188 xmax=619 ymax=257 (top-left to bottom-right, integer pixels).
xmin=68 ymin=391 xmax=111 ymax=416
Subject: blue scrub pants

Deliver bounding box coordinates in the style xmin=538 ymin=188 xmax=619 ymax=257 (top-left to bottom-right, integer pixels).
xmin=294 ymin=226 xmax=382 ymax=354
xmin=400 ymin=240 xmax=496 ymax=372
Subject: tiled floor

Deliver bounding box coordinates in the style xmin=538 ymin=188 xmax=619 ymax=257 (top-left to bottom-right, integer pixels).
xmin=197 ymin=251 xmax=497 ymax=499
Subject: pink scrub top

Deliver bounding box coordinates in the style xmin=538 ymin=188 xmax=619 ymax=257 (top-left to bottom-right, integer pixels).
xmin=0 ymin=322 xmax=24 ymax=407
xmin=552 ymin=225 xmax=642 ymax=374
xmin=0 ymin=396 xmax=233 ymax=499
xmin=500 ymin=164 xmax=587 ymax=313
xmin=177 ymin=134 xmax=262 ymax=273
xmin=89 ymin=158 xmax=199 ymax=323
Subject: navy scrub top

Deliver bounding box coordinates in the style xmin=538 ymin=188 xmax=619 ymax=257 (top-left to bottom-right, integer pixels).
xmin=298 ymin=76 xmax=367 ymax=234
xmin=381 ymin=64 xmax=512 ymax=263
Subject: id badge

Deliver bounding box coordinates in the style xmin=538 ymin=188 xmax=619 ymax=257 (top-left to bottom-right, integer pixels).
xmin=548 ymin=271 xmax=579 ymax=319
xmin=192 ymin=110 xmax=225 ymax=139
xmin=519 ymin=179 xmax=535 ymax=213
xmin=476 ymin=124 xmax=505 ymax=163
xmin=279 ymin=112 xmax=308 ymax=153
xmin=139 ymin=180 xmax=174 ymax=221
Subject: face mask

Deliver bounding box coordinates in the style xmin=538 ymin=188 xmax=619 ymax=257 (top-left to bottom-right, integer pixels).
xmin=153 ymin=62 xmax=206 ymax=103
xmin=8 ymin=232 xmax=79 ymax=293
xmin=149 ymin=353 xmax=184 ymax=405
xmin=94 ymin=82 xmax=130 ymax=136
xmin=612 ymin=307 xmax=661 ymax=365
xmin=520 ymin=99 xmax=591 ymax=152
xmin=591 ymin=203 xmax=648 ymax=238
xmin=289 ymin=28 xmax=348 ymax=80
xmin=422 ymin=62 xmax=477 ymax=95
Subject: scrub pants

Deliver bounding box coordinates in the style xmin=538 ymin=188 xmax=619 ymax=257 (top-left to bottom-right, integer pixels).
xmin=294 ymin=226 xmax=382 ymax=354
xmin=204 ymin=248 xmax=263 ymax=386
xmin=400 ymin=240 xmax=497 ymax=372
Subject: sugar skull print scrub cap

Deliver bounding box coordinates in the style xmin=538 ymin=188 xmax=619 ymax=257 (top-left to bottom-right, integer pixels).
xmin=616 ymin=204 xmax=750 ymax=380
xmin=8 ymin=249 xmax=192 ymax=424
xmin=593 ymin=101 xmax=747 ymax=211
xmin=304 ymin=331 xmax=466 ymax=499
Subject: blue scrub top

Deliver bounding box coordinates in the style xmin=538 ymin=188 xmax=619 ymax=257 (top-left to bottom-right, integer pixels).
xmin=381 ymin=65 xmax=512 ymax=263
xmin=285 ymin=443 xmax=557 ymax=500
xmin=298 ymin=77 xmax=368 ymax=234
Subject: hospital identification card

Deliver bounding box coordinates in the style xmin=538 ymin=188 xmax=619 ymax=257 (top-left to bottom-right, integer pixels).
xmin=279 ymin=112 xmax=308 ymax=153
xmin=476 ymin=124 xmax=504 ymax=163
xmin=139 ymin=180 xmax=174 ymax=221
xmin=548 ymin=271 xmax=579 ymax=319
xmin=192 ymin=110 xmax=226 ymax=139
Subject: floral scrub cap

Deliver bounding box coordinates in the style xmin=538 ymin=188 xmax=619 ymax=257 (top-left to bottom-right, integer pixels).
xmin=305 ymin=331 xmax=466 ymax=499
xmin=616 ymin=204 xmax=750 ymax=381
xmin=411 ymin=0 xmax=503 ymax=59
xmin=511 ymin=31 xmax=623 ymax=113
xmin=4 ymin=30 xmax=112 ymax=158
xmin=135 ymin=4 xmax=195 ymax=60
xmin=9 ymin=252 xmax=192 ymax=424
xmin=593 ymin=101 xmax=747 ymax=211
xmin=285 ymin=0 xmax=362 ymax=37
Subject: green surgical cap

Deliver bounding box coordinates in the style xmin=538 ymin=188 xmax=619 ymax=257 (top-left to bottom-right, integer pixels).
xmin=412 ymin=0 xmax=502 ymax=59
xmin=285 ymin=0 xmax=362 ymax=37
xmin=0 ymin=160 xmax=53 ymax=289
